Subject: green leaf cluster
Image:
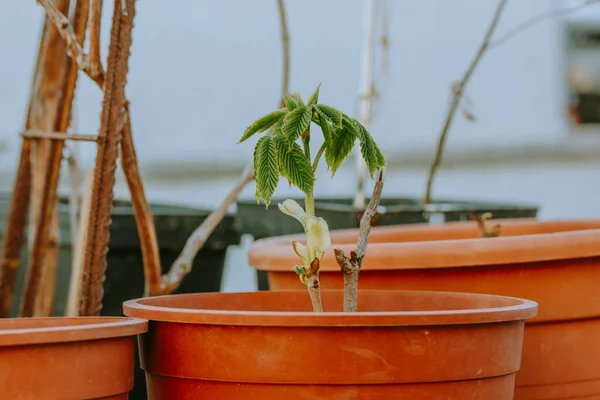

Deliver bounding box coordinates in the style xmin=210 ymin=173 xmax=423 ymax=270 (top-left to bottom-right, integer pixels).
xmin=238 ymin=84 xmax=386 ymax=207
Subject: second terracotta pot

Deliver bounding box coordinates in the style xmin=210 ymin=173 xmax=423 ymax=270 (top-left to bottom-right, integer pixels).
xmin=0 ymin=316 xmax=147 ymax=399
xmin=248 ymin=218 xmax=600 ymax=399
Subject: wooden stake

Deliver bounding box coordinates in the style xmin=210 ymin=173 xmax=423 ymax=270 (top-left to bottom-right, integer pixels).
xmin=79 ymin=0 xmax=136 ymax=316
xmin=20 ymin=0 xmax=90 ymax=317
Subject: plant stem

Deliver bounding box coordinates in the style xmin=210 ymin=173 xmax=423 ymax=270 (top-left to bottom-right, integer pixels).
xmin=312 ymin=142 xmax=326 ymax=171
xmin=423 ymin=0 xmax=507 ymax=205
xmin=303 ymin=193 xmax=322 ymax=312
xmin=307 ymin=275 xmax=323 ymax=312
xmin=303 ymin=134 xmax=311 ymax=160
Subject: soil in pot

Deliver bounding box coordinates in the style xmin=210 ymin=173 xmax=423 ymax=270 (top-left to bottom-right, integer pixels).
xmin=0 ymin=316 xmax=147 ymax=399
xmin=236 ymin=195 xmax=539 ymax=290
xmin=123 ymin=289 xmax=537 ymax=400
xmin=248 ymin=218 xmax=600 ymax=399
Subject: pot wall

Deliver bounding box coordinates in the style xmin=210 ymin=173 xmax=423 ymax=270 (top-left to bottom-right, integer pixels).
xmin=248 ymin=219 xmax=600 ymax=399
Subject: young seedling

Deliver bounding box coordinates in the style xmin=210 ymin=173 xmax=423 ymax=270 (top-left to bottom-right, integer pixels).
xmin=239 ymin=84 xmax=386 ymax=312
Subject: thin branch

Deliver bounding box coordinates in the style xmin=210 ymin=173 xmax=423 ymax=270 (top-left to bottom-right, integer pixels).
xmin=277 ymin=0 xmax=290 ymax=103
xmin=160 ymin=163 xmax=255 ymax=294
xmin=335 ymin=168 xmax=385 ymax=312
xmin=469 ymin=212 xmax=501 ymax=238
xmin=354 ymin=0 xmax=378 ymax=209
xmin=21 ymin=130 xmax=97 ymax=142
xmin=147 ymin=0 xmax=290 ymax=294
xmin=119 ymin=106 xmax=163 ymax=296
xmin=36 ymin=0 xmax=105 ymax=87
xmin=65 ymin=168 xmax=93 ymax=316
xmin=89 ymin=0 xmax=105 ymax=86
xmin=489 ymin=0 xmax=600 ymax=49
xmin=423 ymin=0 xmax=507 ymax=205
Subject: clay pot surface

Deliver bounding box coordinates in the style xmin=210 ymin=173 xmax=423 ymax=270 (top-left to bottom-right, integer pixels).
xmin=124 ymin=289 xmax=536 ymax=399
xmin=0 ymin=316 xmax=147 ymax=399
xmin=248 ymin=218 xmax=600 ymax=399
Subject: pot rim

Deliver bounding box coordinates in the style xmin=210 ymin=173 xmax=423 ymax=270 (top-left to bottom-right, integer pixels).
xmin=248 ymin=219 xmax=600 ymax=271
xmin=0 ymin=316 xmax=148 ymax=347
xmin=123 ymin=289 xmax=538 ymax=327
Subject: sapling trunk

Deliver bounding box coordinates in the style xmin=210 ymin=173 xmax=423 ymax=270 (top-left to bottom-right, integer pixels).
xmin=336 ymin=168 xmax=384 ymax=312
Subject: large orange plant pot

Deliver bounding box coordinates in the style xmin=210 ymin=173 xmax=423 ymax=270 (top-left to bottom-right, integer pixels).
xmin=124 ymin=290 xmax=536 ymax=399
xmin=248 ymin=218 xmax=600 ymax=399
xmin=0 ymin=316 xmax=147 ymax=399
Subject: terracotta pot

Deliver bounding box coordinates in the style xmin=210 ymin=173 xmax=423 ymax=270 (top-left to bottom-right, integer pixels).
xmin=0 ymin=316 xmax=147 ymax=399
xmin=248 ymin=218 xmax=600 ymax=399
xmin=124 ymin=289 xmax=536 ymax=399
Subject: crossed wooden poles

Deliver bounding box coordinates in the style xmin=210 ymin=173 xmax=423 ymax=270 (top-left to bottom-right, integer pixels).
xmin=0 ymin=0 xmax=189 ymax=318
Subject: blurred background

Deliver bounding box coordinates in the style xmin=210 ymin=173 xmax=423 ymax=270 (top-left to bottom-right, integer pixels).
xmin=2 ymin=0 xmax=600 ymax=291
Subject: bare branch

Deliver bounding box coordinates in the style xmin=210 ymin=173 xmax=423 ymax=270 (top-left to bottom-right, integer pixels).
xmin=469 ymin=212 xmax=501 ymax=238
xmin=423 ymin=0 xmax=507 ymax=205
xmin=490 ymin=0 xmax=600 ymax=49
xmin=89 ymin=0 xmax=105 ymax=86
xmin=276 ymin=0 xmax=290 ymax=102
xmin=354 ymin=0 xmax=378 ymax=209
xmin=336 ymin=168 xmax=385 ymax=312
xmin=36 ymin=0 xmax=106 ymax=87
xmin=160 ymin=164 xmax=255 ymax=294
xmin=37 ymin=0 xmax=87 ymax=71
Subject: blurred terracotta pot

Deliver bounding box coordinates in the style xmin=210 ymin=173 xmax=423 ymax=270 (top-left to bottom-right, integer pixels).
xmin=0 ymin=316 xmax=147 ymax=399
xmin=248 ymin=218 xmax=600 ymax=399
xmin=124 ymin=289 xmax=536 ymax=400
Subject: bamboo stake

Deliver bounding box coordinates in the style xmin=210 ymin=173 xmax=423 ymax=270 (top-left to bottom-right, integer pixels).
xmin=21 ymin=0 xmax=90 ymax=317
xmin=79 ymin=0 xmax=135 ymax=316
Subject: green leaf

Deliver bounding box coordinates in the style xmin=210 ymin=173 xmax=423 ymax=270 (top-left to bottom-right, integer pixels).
xmin=313 ymin=104 xmax=342 ymax=127
xmin=274 ymin=134 xmax=315 ymax=196
xmin=311 ymin=111 xmax=332 ymax=146
xmin=324 ymin=123 xmax=356 ymax=177
xmin=292 ymin=93 xmax=305 ymax=108
xmin=354 ymin=118 xmax=386 ymax=177
xmin=253 ymin=136 xmax=280 ymax=207
xmin=282 ymin=93 xmax=299 ymax=111
xmin=282 ymin=106 xmax=312 ymax=144
xmin=238 ymin=109 xmax=288 ymax=143
xmin=307 ymin=83 xmax=322 ymax=106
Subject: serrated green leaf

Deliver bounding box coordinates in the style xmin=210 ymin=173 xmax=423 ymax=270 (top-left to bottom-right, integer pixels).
xmin=283 ymin=93 xmax=300 ymax=111
xmin=354 ymin=118 xmax=386 ymax=177
xmin=282 ymin=106 xmax=312 ymax=144
xmin=311 ymin=111 xmax=332 ymax=146
xmin=253 ymin=136 xmax=280 ymax=207
xmin=274 ymin=134 xmax=315 ymax=196
xmin=239 ymin=109 xmax=288 ymax=143
xmin=324 ymin=124 xmax=356 ymax=177
xmin=292 ymin=93 xmax=305 ymax=108
xmin=313 ymin=104 xmax=342 ymax=127
xmin=307 ymin=83 xmax=321 ymax=106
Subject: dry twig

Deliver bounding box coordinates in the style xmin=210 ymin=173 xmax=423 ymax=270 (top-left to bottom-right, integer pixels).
xmin=423 ymin=0 xmax=507 ymax=205
xmin=335 ymin=168 xmax=385 ymax=312
xmin=469 ymin=212 xmax=501 ymax=238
